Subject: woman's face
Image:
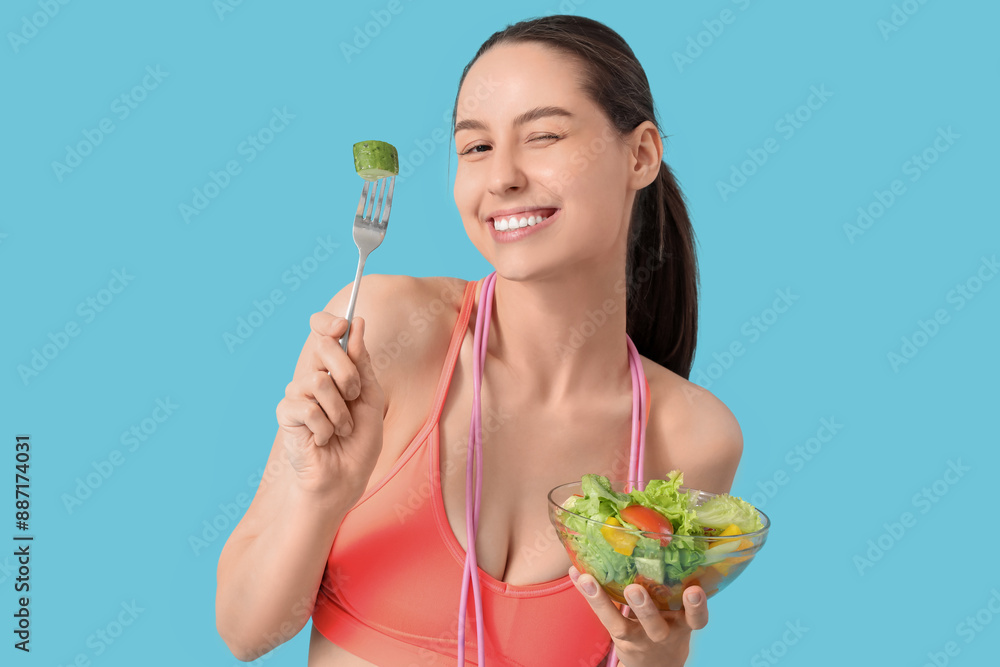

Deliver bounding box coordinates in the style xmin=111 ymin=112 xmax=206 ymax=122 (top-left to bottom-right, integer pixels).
xmin=453 ymin=42 xmax=637 ymax=280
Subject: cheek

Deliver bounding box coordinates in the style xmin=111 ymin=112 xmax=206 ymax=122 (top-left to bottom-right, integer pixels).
xmin=454 ymin=170 xmax=485 ymax=242
xmin=543 ymin=153 xmax=623 ymax=215
xmin=543 ymin=139 xmax=624 ymax=200
xmin=453 ymin=167 xmax=477 ymax=216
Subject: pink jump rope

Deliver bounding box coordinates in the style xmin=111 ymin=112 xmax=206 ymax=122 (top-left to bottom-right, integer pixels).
xmin=457 ymin=271 xmax=646 ymax=667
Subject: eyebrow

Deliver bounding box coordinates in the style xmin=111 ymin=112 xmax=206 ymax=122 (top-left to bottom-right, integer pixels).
xmin=454 ymin=105 xmax=574 ymax=134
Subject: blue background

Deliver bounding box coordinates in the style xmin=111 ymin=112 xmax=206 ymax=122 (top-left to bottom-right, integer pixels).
xmin=3 ymin=0 xmax=998 ymax=665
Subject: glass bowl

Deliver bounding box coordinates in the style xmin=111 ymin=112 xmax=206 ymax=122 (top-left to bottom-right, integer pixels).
xmin=548 ymin=479 xmax=770 ymax=611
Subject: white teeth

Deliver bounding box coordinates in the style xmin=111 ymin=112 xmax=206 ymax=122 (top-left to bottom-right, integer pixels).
xmin=491 ymin=212 xmax=551 ymax=231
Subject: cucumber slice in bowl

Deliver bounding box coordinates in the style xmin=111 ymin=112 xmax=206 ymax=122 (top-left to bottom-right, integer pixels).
xmin=353 ymin=140 xmax=399 ymax=181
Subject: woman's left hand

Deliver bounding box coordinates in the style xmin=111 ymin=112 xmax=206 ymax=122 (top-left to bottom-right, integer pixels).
xmin=569 ymin=566 xmax=708 ymax=667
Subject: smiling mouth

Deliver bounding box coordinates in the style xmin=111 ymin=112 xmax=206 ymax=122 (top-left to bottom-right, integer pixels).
xmin=487 ymin=208 xmax=560 ymax=231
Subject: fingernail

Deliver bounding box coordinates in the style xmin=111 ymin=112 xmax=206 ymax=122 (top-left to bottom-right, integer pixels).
xmin=625 ymin=589 xmax=644 ymax=607
xmin=625 ymin=591 xmax=646 ymax=609
xmin=581 ymin=578 xmax=598 ymax=597
xmin=686 ymin=590 xmax=703 ymax=605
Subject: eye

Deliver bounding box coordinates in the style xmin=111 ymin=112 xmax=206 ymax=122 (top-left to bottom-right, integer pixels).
xmin=458 ymin=133 xmax=562 ymax=156
xmin=459 ymin=143 xmax=491 ymax=156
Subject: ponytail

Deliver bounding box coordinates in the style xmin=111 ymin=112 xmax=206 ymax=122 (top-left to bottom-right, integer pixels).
xmin=625 ymin=158 xmax=699 ymax=379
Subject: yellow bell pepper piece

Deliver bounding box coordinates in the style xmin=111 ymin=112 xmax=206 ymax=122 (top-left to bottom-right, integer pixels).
xmin=600 ymin=516 xmax=639 ymax=556
xmin=715 ymin=537 xmax=756 ymax=573
xmin=709 ymin=523 xmax=743 ymax=549
xmin=730 ymin=538 xmax=755 ymax=563
xmin=710 ymin=521 xmax=756 ymax=573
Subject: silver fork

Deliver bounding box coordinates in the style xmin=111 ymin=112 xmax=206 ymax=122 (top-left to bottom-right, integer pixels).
xmin=339 ymin=175 xmax=395 ymax=351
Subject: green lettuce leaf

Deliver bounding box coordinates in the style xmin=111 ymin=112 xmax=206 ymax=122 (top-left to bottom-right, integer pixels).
xmin=693 ymin=494 xmax=764 ymax=533
xmin=627 ymin=470 xmax=703 ymax=537
xmin=581 ymin=474 xmax=628 ymax=505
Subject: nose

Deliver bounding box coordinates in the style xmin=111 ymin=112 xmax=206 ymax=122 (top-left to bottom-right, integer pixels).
xmin=487 ymin=144 xmax=526 ymax=195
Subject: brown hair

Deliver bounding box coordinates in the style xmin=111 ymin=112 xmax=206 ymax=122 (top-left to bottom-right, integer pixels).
xmin=451 ymin=14 xmax=699 ymax=379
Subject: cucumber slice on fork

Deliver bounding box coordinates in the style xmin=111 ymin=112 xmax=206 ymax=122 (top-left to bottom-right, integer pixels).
xmin=353 ymin=140 xmax=399 ymax=181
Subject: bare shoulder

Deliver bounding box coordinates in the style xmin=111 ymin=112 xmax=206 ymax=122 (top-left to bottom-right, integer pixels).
xmin=640 ymin=358 xmax=744 ymax=496
xmin=320 ymin=273 xmax=469 ymax=406
xmin=225 ymin=275 xmax=468 ymax=549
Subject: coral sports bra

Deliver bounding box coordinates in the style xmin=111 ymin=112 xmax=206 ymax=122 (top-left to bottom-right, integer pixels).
xmin=311 ymin=273 xmax=651 ymax=666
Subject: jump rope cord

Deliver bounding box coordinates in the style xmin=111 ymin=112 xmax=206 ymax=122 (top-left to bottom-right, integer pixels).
xmin=457 ymin=271 xmax=495 ymax=665
xmin=458 ymin=273 xmax=645 ymax=667
xmin=607 ymin=336 xmax=647 ymax=667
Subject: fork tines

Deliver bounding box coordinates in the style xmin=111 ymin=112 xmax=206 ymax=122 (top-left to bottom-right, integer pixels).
xmin=357 ymin=176 xmax=395 ymax=226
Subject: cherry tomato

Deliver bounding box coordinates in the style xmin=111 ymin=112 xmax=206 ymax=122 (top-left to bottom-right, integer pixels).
xmin=619 ymin=504 xmax=674 ymax=546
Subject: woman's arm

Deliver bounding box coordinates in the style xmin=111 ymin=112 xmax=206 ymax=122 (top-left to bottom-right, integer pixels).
xmin=572 ymin=375 xmax=744 ymax=667
xmin=216 ymin=276 xmax=404 ymax=661
xmin=216 ymin=434 xmax=356 ymax=661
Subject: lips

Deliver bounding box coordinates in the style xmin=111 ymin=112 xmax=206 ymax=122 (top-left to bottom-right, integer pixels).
xmin=487 ymin=207 xmax=562 ymax=242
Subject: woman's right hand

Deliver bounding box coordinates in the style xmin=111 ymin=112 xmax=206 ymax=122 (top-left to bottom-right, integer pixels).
xmin=275 ymin=313 xmax=385 ymax=504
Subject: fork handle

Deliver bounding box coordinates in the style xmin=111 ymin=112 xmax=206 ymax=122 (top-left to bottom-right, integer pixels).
xmin=339 ymin=253 xmax=368 ymax=352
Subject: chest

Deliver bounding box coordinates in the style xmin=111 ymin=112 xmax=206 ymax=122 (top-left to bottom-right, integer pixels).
xmin=426 ymin=340 xmax=648 ymax=586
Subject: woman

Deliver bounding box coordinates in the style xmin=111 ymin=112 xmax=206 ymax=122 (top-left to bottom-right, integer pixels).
xmin=217 ymin=14 xmax=743 ymax=667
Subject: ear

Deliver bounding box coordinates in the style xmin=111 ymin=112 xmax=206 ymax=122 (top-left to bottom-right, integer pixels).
xmin=626 ymin=121 xmax=663 ymax=190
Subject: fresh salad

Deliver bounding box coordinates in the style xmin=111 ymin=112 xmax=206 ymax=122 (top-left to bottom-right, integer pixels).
xmin=557 ymin=471 xmax=765 ymax=605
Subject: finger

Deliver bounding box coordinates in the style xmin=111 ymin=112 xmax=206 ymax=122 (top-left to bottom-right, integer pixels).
xmin=623 ymin=584 xmax=671 ymax=643
xmin=682 ymin=586 xmax=709 ymax=630
xmin=312 ymin=329 xmax=362 ymax=401
xmin=306 ymin=312 xmax=352 ymax=379
xmin=301 ymin=371 xmax=354 ymax=437
xmin=310 ymin=311 xmax=349 ymax=339
xmin=344 ymin=317 xmax=379 ymax=399
xmin=569 ymin=566 xmax=632 ymax=642
xmin=277 ymin=397 xmax=336 ymax=446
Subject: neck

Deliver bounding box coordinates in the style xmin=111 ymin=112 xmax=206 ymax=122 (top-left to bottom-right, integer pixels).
xmin=483 ymin=260 xmax=633 ymax=406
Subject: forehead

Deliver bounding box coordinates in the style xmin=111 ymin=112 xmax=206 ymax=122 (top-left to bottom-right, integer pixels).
xmin=456 ymin=42 xmax=585 ymax=118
